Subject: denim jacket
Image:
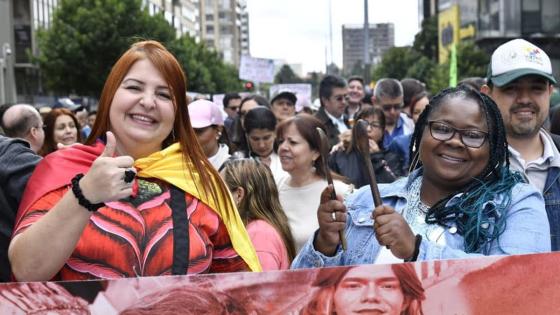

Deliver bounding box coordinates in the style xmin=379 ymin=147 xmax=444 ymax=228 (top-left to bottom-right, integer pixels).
xmin=544 ymin=133 xmax=560 ymax=251
xmin=291 ymin=169 xmax=551 ymax=269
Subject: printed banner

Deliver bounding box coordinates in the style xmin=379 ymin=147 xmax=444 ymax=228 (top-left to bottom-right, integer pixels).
xmin=2 ymin=252 xmax=560 ymax=314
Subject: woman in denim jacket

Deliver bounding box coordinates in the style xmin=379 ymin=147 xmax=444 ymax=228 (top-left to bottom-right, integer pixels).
xmin=292 ymin=87 xmax=551 ymax=268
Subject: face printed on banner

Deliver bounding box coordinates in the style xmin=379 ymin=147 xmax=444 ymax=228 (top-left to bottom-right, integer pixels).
xmin=333 ymin=265 xmax=406 ymax=315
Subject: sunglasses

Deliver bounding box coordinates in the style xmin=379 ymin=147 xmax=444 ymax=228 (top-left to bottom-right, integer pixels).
xmin=382 ymin=103 xmax=403 ymax=112
xmin=330 ymin=94 xmax=348 ymax=102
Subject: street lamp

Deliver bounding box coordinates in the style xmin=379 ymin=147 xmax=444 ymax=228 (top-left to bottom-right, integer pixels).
xmin=0 ymin=42 xmax=13 ymax=104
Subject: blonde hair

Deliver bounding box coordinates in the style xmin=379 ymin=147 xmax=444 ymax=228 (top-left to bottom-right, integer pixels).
xmin=221 ymin=159 xmax=296 ymax=261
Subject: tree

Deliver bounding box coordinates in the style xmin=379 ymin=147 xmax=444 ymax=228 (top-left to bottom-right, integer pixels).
xmin=275 ymin=65 xmax=302 ymax=84
xmin=372 ymin=13 xmax=490 ymax=95
xmin=37 ymin=0 xmax=176 ymax=96
xmin=372 ymin=47 xmax=423 ymax=80
xmin=412 ymin=15 xmax=438 ymax=62
xmin=168 ymin=35 xmax=243 ymax=93
xmin=456 ymin=41 xmax=490 ymax=80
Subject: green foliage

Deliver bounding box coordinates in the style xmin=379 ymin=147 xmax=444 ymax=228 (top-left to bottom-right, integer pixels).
xmin=456 ymin=41 xmax=490 ymax=79
xmin=37 ymin=0 xmax=175 ymax=96
xmin=37 ymin=0 xmax=243 ymax=96
xmin=412 ymin=15 xmax=438 ymax=62
xmin=372 ymin=47 xmax=421 ymax=80
xmin=372 ymin=15 xmax=490 ymax=95
xmin=275 ymin=65 xmax=302 ymax=84
xmin=167 ymin=36 xmax=242 ymax=93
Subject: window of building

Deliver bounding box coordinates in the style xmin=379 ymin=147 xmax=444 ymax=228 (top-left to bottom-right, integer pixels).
xmin=522 ymin=0 xmax=541 ymax=34
xmin=542 ymin=0 xmax=560 ymax=33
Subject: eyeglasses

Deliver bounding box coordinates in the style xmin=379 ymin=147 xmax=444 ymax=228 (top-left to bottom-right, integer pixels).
xmin=428 ymin=121 xmax=488 ymax=148
xmin=381 ymin=103 xmax=403 ymax=112
xmin=366 ymin=121 xmax=382 ymax=129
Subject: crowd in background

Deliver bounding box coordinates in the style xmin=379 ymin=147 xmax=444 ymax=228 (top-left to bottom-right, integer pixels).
xmin=0 ymin=38 xmax=558 ymax=315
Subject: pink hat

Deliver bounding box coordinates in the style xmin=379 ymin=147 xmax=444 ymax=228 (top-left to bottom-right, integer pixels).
xmin=188 ymin=99 xmax=224 ymax=128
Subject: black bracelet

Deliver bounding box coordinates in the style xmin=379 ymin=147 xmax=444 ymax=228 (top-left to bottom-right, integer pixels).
xmin=71 ymin=174 xmax=104 ymax=212
xmin=404 ymin=234 xmax=422 ymax=262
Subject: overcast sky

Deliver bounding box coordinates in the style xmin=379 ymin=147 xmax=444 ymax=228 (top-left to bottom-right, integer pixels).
xmin=246 ymin=0 xmax=421 ymax=74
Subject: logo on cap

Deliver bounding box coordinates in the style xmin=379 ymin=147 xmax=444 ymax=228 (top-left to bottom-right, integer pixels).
xmin=525 ymin=47 xmax=544 ymax=66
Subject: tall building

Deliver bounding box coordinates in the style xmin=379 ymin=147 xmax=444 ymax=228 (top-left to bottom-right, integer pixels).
xmin=199 ymin=0 xmax=247 ymax=67
xmin=145 ymin=0 xmax=200 ymax=39
xmin=239 ymin=0 xmax=250 ymax=57
xmin=432 ymin=0 xmax=560 ymax=78
xmin=418 ymin=0 xmax=438 ymax=26
xmin=342 ymin=23 xmax=395 ymax=74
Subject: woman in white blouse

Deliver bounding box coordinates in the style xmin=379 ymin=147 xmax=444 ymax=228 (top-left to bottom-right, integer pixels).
xmin=276 ymin=114 xmax=352 ymax=252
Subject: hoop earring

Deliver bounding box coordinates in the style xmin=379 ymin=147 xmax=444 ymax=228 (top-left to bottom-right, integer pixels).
xmin=408 ymin=151 xmax=421 ymax=174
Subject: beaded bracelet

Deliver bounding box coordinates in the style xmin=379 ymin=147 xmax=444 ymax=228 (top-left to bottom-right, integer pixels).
xmin=71 ymin=174 xmax=104 ymax=212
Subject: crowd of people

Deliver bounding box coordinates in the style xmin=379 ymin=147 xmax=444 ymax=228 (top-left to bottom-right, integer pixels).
xmin=0 ymin=37 xmax=558 ymax=312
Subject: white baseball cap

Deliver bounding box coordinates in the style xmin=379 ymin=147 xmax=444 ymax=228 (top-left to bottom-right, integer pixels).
xmin=487 ymin=38 xmax=556 ymax=87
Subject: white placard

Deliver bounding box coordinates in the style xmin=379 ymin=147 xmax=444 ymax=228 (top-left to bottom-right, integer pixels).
xmin=239 ymin=55 xmax=275 ymax=83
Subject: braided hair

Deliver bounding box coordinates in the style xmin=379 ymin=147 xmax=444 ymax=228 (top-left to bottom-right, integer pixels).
xmin=409 ymin=86 xmax=522 ymax=253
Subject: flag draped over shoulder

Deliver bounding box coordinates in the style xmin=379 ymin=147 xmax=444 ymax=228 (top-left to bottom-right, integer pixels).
xmin=17 ymin=141 xmax=262 ymax=272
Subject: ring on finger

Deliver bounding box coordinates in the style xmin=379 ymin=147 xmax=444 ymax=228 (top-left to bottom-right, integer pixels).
xmin=123 ymin=169 xmax=136 ymax=184
xmin=331 ymin=211 xmax=336 ymax=222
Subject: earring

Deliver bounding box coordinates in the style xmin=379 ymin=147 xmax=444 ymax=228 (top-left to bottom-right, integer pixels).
xmin=408 ymin=151 xmax=421 ymax=174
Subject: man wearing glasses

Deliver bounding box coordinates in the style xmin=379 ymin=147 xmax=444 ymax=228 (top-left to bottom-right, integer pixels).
xmin=481 ymin=39 xmax=559 ymax=250
xmin=0 ymin=104 xmax=45 ymax=153
xmin=222 ymin=93 xmax=242 ymax=137
xmin=315 ymin=75 xmax=351 ymax=148
xmin=372 ymin=78 xmax=414 ymax=148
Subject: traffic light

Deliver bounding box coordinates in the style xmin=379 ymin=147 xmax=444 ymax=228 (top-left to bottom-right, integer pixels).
xmin=244 ymin=81 xmax=254 ymax=91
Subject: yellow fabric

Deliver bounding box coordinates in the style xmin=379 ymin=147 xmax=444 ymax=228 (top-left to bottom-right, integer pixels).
xmin=134 ymin=143 xmax=262 ymax=272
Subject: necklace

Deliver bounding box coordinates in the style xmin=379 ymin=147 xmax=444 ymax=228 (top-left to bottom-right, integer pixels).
xmin=404 ymin=176 xmax=446 ymax=245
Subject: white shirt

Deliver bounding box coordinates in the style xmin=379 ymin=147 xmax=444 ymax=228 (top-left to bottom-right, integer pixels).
xmin=325 ymin=110 xmax=349 ymax=133
xmin=277 ymin=177 xmax=351 ymax=252
xmin=208 ymin=144 xmax=231 ymax=171
xmin=508 ymin=129 xmax=560 ymax=192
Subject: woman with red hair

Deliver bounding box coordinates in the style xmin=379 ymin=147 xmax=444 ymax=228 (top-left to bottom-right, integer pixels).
xmin=9 ymin=40 xmax=261 ymax=281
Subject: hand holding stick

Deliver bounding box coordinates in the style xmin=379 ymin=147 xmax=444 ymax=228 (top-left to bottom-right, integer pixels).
xmin=354 ymin=120 xmax=388 ymax=249
xmin=354 ymin=120 xmax=383 ymax=206
xmin=316 ymin=127 xmax=347 ymax=250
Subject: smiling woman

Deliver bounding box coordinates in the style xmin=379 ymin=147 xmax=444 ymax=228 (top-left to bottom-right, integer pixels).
xmin=39 ymin=108 xmax=82 ymax=157
xmin=291 ymin=86 xmax=551 ymax=269
xmin=276 ymin=114 xmax=352 ymax=251
xmin=9 ymin=40 xmax=261 ymax=282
